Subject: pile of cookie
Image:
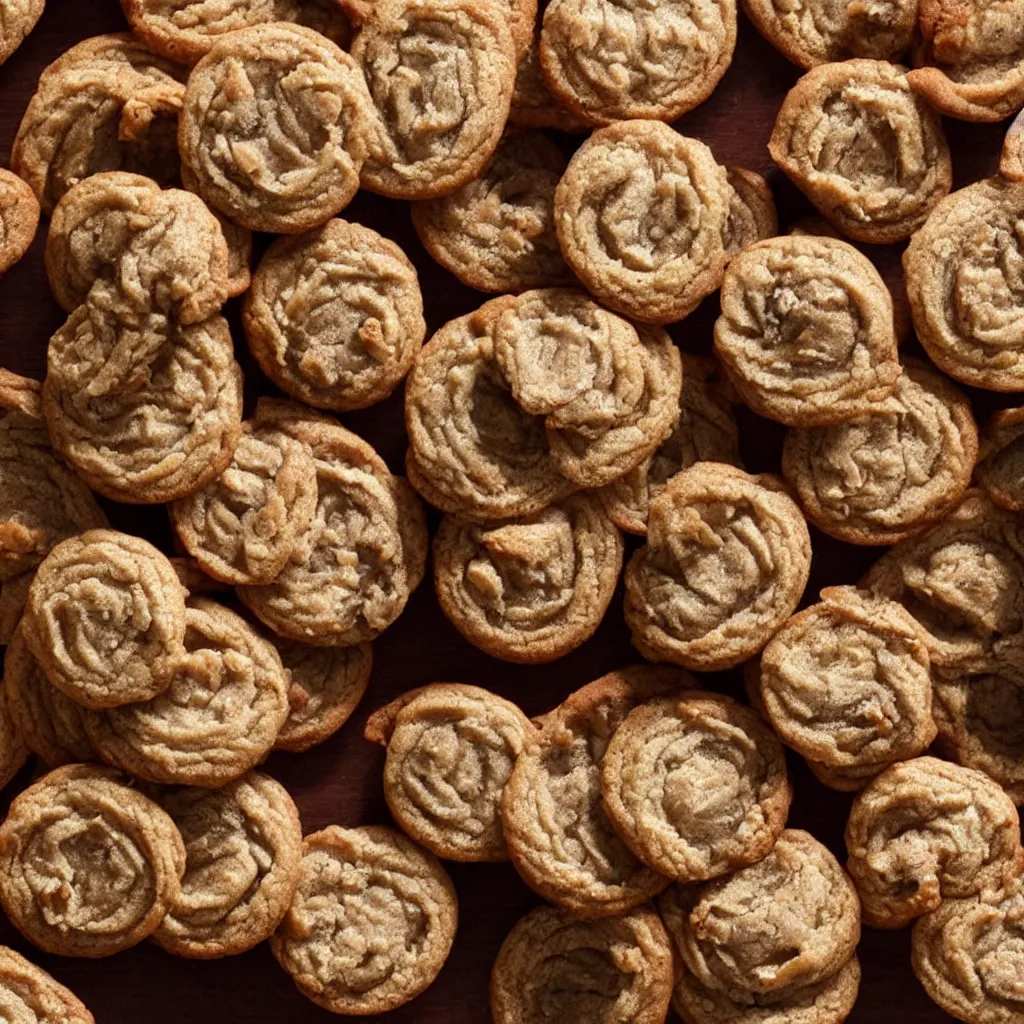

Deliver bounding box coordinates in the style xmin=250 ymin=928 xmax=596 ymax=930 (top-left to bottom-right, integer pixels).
xmin=0 ymin=0 xmax=1022 ymax=1020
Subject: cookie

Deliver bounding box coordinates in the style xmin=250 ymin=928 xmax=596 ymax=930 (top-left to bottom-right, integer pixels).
xmin=501 ymin=666 xmax=692 ymax=917
xmin=1001 ymin=108 xmax=1024 ymax=181
xmin=412 ymin=130 xmax=573 ymax=294
xmin=490 ymin=904 xmax=674 ymax=1024
xmin=153 ymin=771 xmax=302 ymax=958
xmin=273 ymin=640 xmax=372 ymax=753
xmin=905 ymin=178 xmax=1024 ymax=391
xmin=758 ymin=586 xmax=936 ymax=785
xmin=350 ymin=0 xmax=516 ymax=200
xmin=365 ymin=683 xmax=536 ymax=862
xmin=405 ymin=298 xmax=575 ymax=521
xmin=0 ymin=170 xmax=39 ymax=275
xmin=722 ymin=167 xmax=778 ymax=258
xmin=769 ymin=59 xmax=952 ymax=244
xmin=237 ymin=400 xmax=427 ymax=646
xmin=0 ymin=0 xmax=43 ymax=65
xmin=271 ymin=824 xmax=457 ymax=1014
xmin=0 ymin=945 xmax=95 ymax=1022
xmin=977 ymin=407 xmax=1024 ymax=511
xmin=11 ymin=34 xmax=186 ymax=214
xmin=601 ymin=692 xmax=791 ymax=882
xmin=433 ymin=493 xmax=623 ymax=663
xmin=555 ymin=121 xmax=731 ymax=325
xmin=242 ymin=218 xmax=425 ymax=411
xmin=169 ymin=556 xmax=232 ymax=595
xmin=83 ymin=598 xmax=290 ymax=786
xmin=179 ymin=23 xmax=375 ymax=233
xmin=539 ymin=0 xmax=736 ymax=124
xmin=781 ymin=360 xmax=978 ymax=544
xmin=714 ymin=235 xmax=901 ymax=427
xmin=509 ymin=40 xmax=594 ymax=131
xmin=212 ymin=208 xmax=252 ymax=298
xmin=845 ymin=756 xmax=1022 ymax=929
xmin=22 ymin=529 xmax=186 ymax=709
xmin=624 ymin=463 xmax=811 ymax=671
xmin=169 ymin=415 xmax=318 ymax=585
xmin=0 ymin=764 xmax=186 ymax=957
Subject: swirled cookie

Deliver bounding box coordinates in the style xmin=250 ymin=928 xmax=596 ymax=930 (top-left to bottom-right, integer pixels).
xmin=977 ymin=407 xmax=1024 ymax=511
xmin=0 ymin=0 xmax=43 ymax=65
xmin=781 ymin=361 xmax=978 ymax=544
xmin=22 ymin=530 xmax=186 ymax=709
xmin=905 ymin=178 xmax=1024 ymax=391
xmin=273 ymin=640 xmax=372 ymax=752
xmin=491 ymin=904 xmax=674 ymax=1024
xmin=601 ymin=692 xmax=791 ymax=882
xmin=0 ymin=170 xmax=39 ymax=275
xmin=83 ymin=598 xmax=290 ymax=786
xmin=366 ymin=684 xmax=535 ymax=862
xmin=714 ymin=235 xmax=901 ymax=427
xmin=845 ymin=756 xmax=1022 ymax=929
xmin=0 ymin=945 xmax=95 ymax=1022
xmin=539 ymin=0 xmax=736 ymax=124
xmin=351 ymin=0 xmax=516 ymax=200
xmin=0 ymin=764 xmax=186 ymax=957
xmin=1002 ymin=108 xmax=1024 ymax=180
xmin=405 ymin=298 xmax=574 ymax=521
xmin=722 ymin=167 xmax=778 ymax=257
xmin=238 ymin=400 xmax=427 ymax=645
xmin=433 ymin=493 xmax=623 ymax=663
xmin=554 ymin=121 xmax=731 ymax=324
xmin=271 ymin=824 xmax=457 ymax=1014
xmin=153 ymin=771 xmax=302 ymax=958
xmin=758 ymin=587 xmax=935 ymax=785
xmin=501 ymin=666 xmax=692 ymax=917
xmin=11 ymin=34 xmax=186 ymax=214
xmin=599 ymin=355 xmax=742 ymax=536
xmin=179 ymin=24 xmax=375 ymax=233
xmin=769 ymin=59 xmax=953 ymax=243
xmin=624 ymin=463 xmax=811 ymax=671
xmin=242 ymin=218 xmax=425 ymax=411
xmin=510 ymin=40 xmax=594 ymax=131
xmin=412 ymin=130 xmax=573 ymax=294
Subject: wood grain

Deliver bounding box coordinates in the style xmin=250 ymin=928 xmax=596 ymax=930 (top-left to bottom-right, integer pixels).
xmin=0 ymin=2 xmax=1012 ymax=1021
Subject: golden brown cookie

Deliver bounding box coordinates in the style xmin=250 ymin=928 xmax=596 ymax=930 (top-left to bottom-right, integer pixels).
xmin=0 ymin=0 xmax=43 ymax=65
xmin=350 ymin=0 xmax=516 ymax=200
xmin=491 ymin=904 xmax=674 ymax=1024
xmin=0 ymin=764 xmax=186 ymax=957
xmin=601 ymin=692 xmax=791 ymax=882
xmin=555 ymin=121 xmax=731 ymax=325
xmin=501 ymin=666 xmax=692 ymax=917
xmin=0 ymin=945 xmax=95 ymax=1022
xmin=721 ymin=167 xmax=778 ymax=257
xmin=411 ymin=130 xmax=573 ymax=294
xmin=179 ymin=23 xmax=375 ymax=233
xmin=22 ymin=529 xmax=186 ymax=709
xmin=905 ymin=178 xmax=1024 ymax=391
xmin=977 ymin=407 xmax=1024 ymax=511
xmin=11 ymin=34 xmax=186 ymax=214
xmin=845 ymin=756 xmax=1023 ymax=929
xmin=237 ymin=400 xmax=427 ymax=646
xmin=509 ymin=40 xmax=594 ymax=131
xmin=758 ymin=586 xmax=936 ymax=785
xmin=242 ymin=218 xmax=425 ymax=411
xmin=273 ymin=640 xmax=372 ymax=753
xmin=153 ymin=771 xmax=302 ymax=958
xmin=539 ymin=0 xmax=736 ymax=124
xmin=781 ymin=360 xmax=978 ymax=544
xmin=0 ymin=169 xmax=39 ymax=276
xmin=714 ymin=235 xmax=901 ymax=427
xmin=271 ymin=824 xmax=457 ymax=1014
xmin=433 ymin=493 xmax=623 ymax=663
xmin=365 ymin=683 xmax=536 ymax=862
xmin=624 ymin=463 xmax=812 ymax=671
xmin=769 ymin=59 xmax=953 ymax=243
xmin=212 ymin=209 xmax=252 ymax=298
xmin=1002 ymin=108 xmax=1024 ymax=180
xmin=83 ymin=598 xmax=290 ymax=786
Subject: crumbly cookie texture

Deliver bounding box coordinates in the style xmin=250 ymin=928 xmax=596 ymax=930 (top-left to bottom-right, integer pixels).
xmin=977 ymin=406 xmax=1024 ymax=512
xmin=0 ymin=944 xmax=96 ymax=1022
xmin=0 ymin=0 xmax=43 ymax=65
xmin=0 ymin=169 xmax=39 ymax=275
xmin=769 ymin=59 xmax=952 ymax=243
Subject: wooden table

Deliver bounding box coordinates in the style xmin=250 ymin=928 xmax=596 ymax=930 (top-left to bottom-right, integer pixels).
xmin=0 ymin=2 xmax=1011 ymax=1020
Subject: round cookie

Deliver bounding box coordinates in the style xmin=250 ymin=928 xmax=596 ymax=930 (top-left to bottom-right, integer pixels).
xmin=153 ymin=771 xmax=303 ymax=958
xmin=365 ymin=684 xmax=536 ymax=862
xmin=624 ymin=463 xmax=811 ymax=671
xmin=845 ymin=756 xmax=1023 ymax=929
xmin=554 ymin=121 xmax=731 ymax=325
xmin=601 ymin=692 xmax=791 ymax=882
xmin=0 ymin=169 xmax=39 ymax=275
xmin=433 ymin=493 xmax=623 ymax=663
xmin=242 ymin=218 xmax=425 ymax=411
xmin=721 ymin=167 xmax=778 ymax=257
xmin=509 ymin=40 xmax=594 ymax=131
xmin=714 ymin=234 xmax=901 ymax=427
xmin=271 ymin=825 xmax=458 ymax=1015
xmin=976 ymin=406 xmax=1024 ymax=511
xmin=490 ymin=904 xmax=674 ymax=1024
xmin=769 ymin=59 xmax=952 ymax=244
xmin=1002 ymin=108 xmax=1024 ymax=181
xmin=0 ymin=945 xmax=95 ymax=1022
xmin=0 ymin=764 xmax=186 ymax=958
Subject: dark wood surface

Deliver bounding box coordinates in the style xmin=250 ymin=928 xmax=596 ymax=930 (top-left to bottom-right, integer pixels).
xmin=0 ymin=2 xmax=1014 ymax=1020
